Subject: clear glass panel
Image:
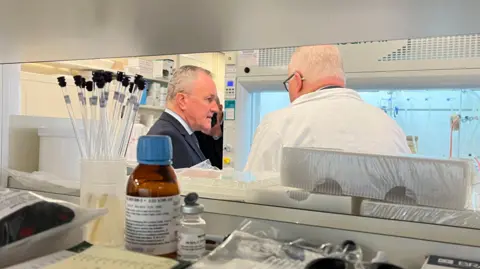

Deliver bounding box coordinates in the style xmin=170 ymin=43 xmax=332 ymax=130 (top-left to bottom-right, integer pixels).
xmin=253 ymin=89 xmax=480 ymax=159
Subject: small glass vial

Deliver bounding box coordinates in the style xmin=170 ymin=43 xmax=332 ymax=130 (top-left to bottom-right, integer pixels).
xmin=125 ymin=135 xmax=180 ymax=259
xmin=178 ymin=192 xmax=206 ymax=262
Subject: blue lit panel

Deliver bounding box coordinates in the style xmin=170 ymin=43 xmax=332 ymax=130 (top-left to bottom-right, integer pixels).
xmin=227 ymin=81 xmax=234 ymax=87
xmin=253 ymin=89 xmax=480 ymax=159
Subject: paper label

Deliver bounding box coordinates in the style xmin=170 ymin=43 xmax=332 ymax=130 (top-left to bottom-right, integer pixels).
xmin=63 ymin=95 xmax=71 ymax=105
xmin=0 ymin=189 xmax=41 ymax=219
xmin=424 ymin=255 xmax=480 ymax=269
xmin=125 ymin=195 xmax=180 ymax=256
xmin=177 ymin=231 xmax=206 ymax=261
xmin=43 ymin=245 xmax=178 ymax=269
xmin=89 ymin=96 xmax=98 ymax=106
xmin=99 ymin=97 xmax=106 ymax=108
xmin=133 ymin=103 xmax=140 ymax=112
xmin=119 ymin=93 xmax=126 ymax=103
xmin=224 ymin=100 xmax=236 ymax=120
xmin=6 ymin=250 xmax=75 ymax=269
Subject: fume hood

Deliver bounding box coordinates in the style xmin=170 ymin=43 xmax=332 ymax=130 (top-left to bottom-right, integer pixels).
xmin=226 ymin=35 xmax=480 ymax=169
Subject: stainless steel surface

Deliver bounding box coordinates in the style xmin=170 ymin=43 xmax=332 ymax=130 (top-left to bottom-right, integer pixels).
xmin=199 ymin=198 xmax=480 ymax=247
xmin=1 ymin=0 xmax=480 ymax=63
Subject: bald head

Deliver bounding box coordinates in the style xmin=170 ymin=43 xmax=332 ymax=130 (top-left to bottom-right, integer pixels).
xmin=286 ymin=45 xmax=345 ymax=101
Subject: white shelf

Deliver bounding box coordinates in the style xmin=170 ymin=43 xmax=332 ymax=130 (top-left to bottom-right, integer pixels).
xmin=139 ymin=105 xmax=164 ymax=113
xmin=48 ymin=61 xmax=170 ymax=84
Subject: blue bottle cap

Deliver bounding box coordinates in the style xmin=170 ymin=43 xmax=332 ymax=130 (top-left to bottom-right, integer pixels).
xmin=137 ymin=135 xmax=172 ymax=165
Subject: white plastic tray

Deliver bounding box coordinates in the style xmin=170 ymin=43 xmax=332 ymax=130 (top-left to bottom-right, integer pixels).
xmin=361 ymin=200 xmax=480 ymax=229
xmin=281 ymin=147 xmax=474 ymax=210
xmin=177 ymin=169 xmax=279 ymax=201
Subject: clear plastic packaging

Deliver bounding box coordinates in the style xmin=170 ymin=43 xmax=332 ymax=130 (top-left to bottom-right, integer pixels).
xmin=360 ymin=200 xmax=480 ymax=229
xmin=281 ymin=147 xmax=474 ymax=210
xmin=0 ymin=188 xmax=107 ymax=268
xmin=6 ymin=168 xmax=80 ymax=195
xmin=188 ymin=219 xmax=325 ymax=269
xmin=190 ymin=219 xmax=402 ymax=269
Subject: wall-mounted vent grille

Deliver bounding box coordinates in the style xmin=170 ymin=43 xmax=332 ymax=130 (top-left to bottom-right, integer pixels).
xmin=258 ymin=47 xmax=296 ymax=67
xmin=379 ymin=35 xmax=480 ymax=61
xmin=254 ymin=35 xmax=480 ymax=66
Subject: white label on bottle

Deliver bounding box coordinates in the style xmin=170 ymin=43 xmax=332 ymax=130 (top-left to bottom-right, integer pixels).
xmin=177 ymin=232 xmax=206 ymax=261
xmin=124 ymin=195 xmax=180 ymax=255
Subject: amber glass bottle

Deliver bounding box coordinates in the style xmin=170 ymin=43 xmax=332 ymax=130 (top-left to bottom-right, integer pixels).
xmin=125 ymin=135 xmax=180 ymax=259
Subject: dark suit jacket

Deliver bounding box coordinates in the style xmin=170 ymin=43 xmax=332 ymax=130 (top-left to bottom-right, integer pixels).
xmin=195 ymin=123 xmax=223 ymax=169
xmin=147 ymin=112 xmax=206 ymax=169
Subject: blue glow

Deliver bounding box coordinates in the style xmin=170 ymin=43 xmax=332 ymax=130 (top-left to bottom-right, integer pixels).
xmin=253 ymin=89 xmax=480 ymax=159
xmin=227 ymin=81 xmax=234 ymax=87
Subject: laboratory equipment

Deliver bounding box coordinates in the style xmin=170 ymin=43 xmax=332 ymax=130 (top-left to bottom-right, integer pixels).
xmin=57 ymin=72 xmax=148 ymax=247
xmin=421 ymin=255 xmax=480 ymax=269
xmin=80 ymin=159 xmax=126 ymax=247
xmin=280 ymin=147 xmax=473 ymax=210
xmin=178 ymin=192 xmax=206 ymax=262
xmin=57 ymin=71 xmax=147 ymax=161
xmin=126 ymin=135 xmax=180 ymax=258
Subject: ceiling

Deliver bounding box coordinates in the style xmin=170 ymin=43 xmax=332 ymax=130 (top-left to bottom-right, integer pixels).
xmin=1 ymin=0 xmax=480 ymax=64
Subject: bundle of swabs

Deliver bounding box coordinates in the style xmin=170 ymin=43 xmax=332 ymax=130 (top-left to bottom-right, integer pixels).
xmin=57 ymin=71 xmax=146 ymax=160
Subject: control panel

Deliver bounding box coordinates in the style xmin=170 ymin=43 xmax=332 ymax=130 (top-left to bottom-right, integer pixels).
xmin=225 ymin=79 xmax=236 ymax=99
xmin=222 ymin=63 xmax=237 ymax=169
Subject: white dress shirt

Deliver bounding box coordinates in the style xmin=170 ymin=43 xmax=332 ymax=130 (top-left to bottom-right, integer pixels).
xmin=164 ymin=108 xmax=193 ymax=135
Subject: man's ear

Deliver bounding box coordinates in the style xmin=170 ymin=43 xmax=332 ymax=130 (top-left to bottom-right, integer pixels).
xmin=292 ymin=72 xmax=304 ymax=94
xmin=175 ymin=93 xmax=187 ymax=110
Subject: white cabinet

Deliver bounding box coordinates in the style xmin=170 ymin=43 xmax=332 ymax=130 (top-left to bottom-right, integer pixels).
xmin=21 ymin=72 xmax=79 ymax=118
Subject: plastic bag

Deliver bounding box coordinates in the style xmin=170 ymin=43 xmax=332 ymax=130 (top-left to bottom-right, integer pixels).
xmin=6 ymin=168 xmax=79 ymax=195
xmin=189 ymin=219 xmax=325 ymax=268
xmin=192 ymin=160 xmax=220 ymax=170
xmin=175 ymin=160 xmax=223 ymax=180
xmin=0 ymin=188 xmax=107 ymax=268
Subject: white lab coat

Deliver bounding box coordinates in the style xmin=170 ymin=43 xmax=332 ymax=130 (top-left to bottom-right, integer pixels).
xmin=244 ymin=87 xmax=411 ymax=173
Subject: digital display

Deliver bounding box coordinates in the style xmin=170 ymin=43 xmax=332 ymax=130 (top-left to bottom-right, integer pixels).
xmin=227 ymin=81 xmax=234 ymax=87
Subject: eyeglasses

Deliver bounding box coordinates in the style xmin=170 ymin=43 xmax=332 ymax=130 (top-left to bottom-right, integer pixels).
xmin=282 ymin=72 xmax=304 ymax=91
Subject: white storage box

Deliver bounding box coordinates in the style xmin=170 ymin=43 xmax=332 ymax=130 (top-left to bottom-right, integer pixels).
xmin=281 ymin=147 xmax=474 ymax=210
xmin=176 ymin=168 xmax=278 ymax=201
xmin=245 ymin=185 xmax=358 ymax=214
xmin=127 ymin=58 xmax=154 ymax=69
xmin=38 ymin=127 xmax=82 ymax=181
xmin=153 ymin=59 xmax=174 ymax=80
xmin=361 ymin=200 xmax=480 ymax=229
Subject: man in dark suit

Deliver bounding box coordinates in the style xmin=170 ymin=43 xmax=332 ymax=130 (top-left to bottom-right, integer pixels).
xmin=195 ymin=98 xmax=224 ymax=169
xmin=147 ymin=65 xmax=219 ymax=168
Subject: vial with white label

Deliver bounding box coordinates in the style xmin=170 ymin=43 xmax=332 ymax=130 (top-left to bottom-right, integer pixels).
xmin=178 ymin=192 xmax=206 ymax=262
xmin=125 ymin=135 xmax=180 ymax=258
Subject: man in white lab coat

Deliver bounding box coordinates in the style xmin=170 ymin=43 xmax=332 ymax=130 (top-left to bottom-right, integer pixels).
xmin=244 ymin=45 xmax=411 ymax=173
